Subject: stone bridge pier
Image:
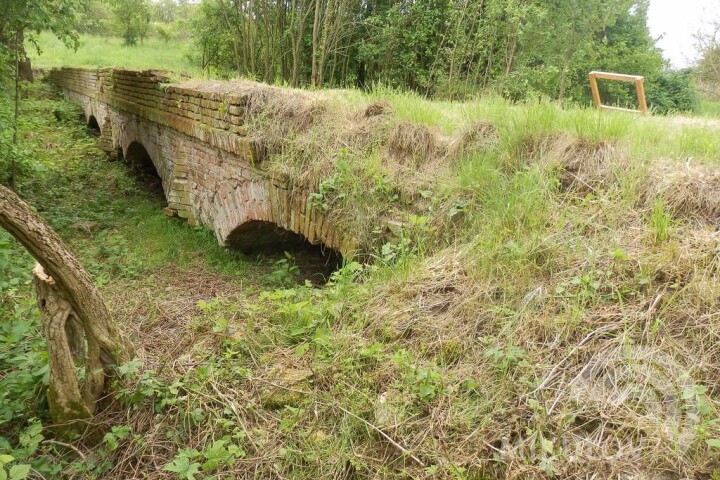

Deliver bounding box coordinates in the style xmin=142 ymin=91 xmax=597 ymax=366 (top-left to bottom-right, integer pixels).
xmin=49 ymin=68 xmax=350 ymax=259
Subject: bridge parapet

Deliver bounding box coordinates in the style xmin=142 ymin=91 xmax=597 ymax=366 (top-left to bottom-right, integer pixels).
xmin=48 ymin=67 xmax=352 ymax=255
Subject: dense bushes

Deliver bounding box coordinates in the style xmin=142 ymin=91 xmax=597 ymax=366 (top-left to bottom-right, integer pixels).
xmin=647 ymin=69 xmax=700 ymax=114
xmin=187 ymin=0 xmax=698 ymax=113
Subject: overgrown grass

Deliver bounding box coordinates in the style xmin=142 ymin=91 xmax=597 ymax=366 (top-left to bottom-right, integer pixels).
xmin=3 ymin=76 xmax=720 ymax=479
xmin=28 ymin=32 xmax=200 ymax=76
xmin=700 ymin=98 xmax=720 ymax=118
xmin=352 ymin=85 xmax=720 ymax=164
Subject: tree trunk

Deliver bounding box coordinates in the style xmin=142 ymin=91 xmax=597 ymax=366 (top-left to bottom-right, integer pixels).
xmin=0 ymin=185 xmax=133 ymax=435
xmin=311 ymin=0 xmax=322 ymax=86
xmin=17 ymin=30 xmax=33 ymax=82
xmin=33 ymin=264 xmax=94 ymax=431
xmin=11 ymin=30 xmax=20 ymax=191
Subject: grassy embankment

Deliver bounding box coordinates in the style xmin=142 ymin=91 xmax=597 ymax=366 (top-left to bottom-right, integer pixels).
xmin=2 ymin=65 xmax=720 ymax=478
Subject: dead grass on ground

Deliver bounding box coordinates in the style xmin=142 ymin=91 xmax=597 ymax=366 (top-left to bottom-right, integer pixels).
xmin=525 ymin=133 xmax=629 ymax=192
xmin=362 ymin=220 xmax=720 ymax=478
xmin=643 ymin=160 xmax=720 ymax=222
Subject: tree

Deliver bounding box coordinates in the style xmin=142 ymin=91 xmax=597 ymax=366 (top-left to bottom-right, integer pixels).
xmin=0 ymin=0 xmax=85 ymax=189
xmin=695 ymin=18 xmax=720 ymax=99
xmin=109 ymin=0 xmax=151 ymax=46
xmin=188 ymin=0 xmax=687 ymax=108
xmin=0 ymin=184 xmax=133 ymax=435
xmin=74 ymin=0 xmax=113 ymax=36
xmin=645 ymin=69 xmax=699 ymax=114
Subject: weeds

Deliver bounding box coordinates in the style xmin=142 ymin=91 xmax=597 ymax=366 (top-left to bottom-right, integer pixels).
xmin=4 ymin=76 xmax=720 ymax=479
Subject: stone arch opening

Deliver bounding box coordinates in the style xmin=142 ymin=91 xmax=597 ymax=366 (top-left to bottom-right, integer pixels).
xmin=87 ymin=115 xmax=100 ymax=135
xmin=227 ymin=220 xmax=342 ymax=285
xmin=124 ymin=141 xmax=164 ymax=200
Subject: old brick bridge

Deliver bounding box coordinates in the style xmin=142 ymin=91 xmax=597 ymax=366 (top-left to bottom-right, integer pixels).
xmin=49 ymin=68 xmax=351 ymax=258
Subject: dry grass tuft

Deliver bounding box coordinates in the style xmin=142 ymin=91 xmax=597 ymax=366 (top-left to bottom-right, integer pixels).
xmin=643 ymin=160 xmax=720 ymax=222
xmin=531 ymin=134 xmax=628 ymax=191
xmin=364 ymin=100 xmax=393 ymax=118
xmin=387 ymin=121 xmax=441 ymax=166
xmin=360 ymin=230 xmax=720 ymax=478
xmin=446 ymin=121 xmax=499 ymax=159
xmin=366 ymin=248 xmax=513 ymax=365
xmin=106 ymin=264 xmax=245 ymax=371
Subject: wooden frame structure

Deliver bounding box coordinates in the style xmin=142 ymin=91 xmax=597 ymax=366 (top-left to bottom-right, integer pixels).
xmin=588 ymin=71 xmax=648 ymax=114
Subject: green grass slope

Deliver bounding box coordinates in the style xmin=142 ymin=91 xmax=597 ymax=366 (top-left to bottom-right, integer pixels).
xmin=2 ymin=75 xmax=720 ymax=479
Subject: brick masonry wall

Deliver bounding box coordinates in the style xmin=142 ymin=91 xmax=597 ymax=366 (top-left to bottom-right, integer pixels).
xmin=48 ymin=68 xmax=351 ymax=255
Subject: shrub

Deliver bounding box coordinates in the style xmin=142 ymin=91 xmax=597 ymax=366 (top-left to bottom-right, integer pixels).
xmin=646 ymin=69 xmax=700 ymax=114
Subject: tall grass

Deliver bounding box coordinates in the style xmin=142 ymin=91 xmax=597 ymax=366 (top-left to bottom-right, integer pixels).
xmin=700 ymin=98 xmax=720 ymax=118
xmin=353 ymin=85 xmax=720 ymax=165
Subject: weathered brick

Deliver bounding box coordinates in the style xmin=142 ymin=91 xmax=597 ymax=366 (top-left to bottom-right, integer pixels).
xmin=49 ymin=66 xmax=348 ymax=255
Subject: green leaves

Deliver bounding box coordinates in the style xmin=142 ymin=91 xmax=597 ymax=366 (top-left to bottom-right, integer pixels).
xmin=7 ymin=464 xmax=30 ymax=480
xmin=200 ymin=439 xmax=245 ymax=472
xmin=163 ymin=439 xmax=246 ymax=479
xmin=707 ymin=438 xmax=720 ymax=449
xmin=162 ymin=456 xmax=201 ymax=480
xmin=103 ymin=425 xmax=132 ymax=452
xmin=0 ymin=449 xmax=32 ymax=480
xmin=0 ymin=236 xmax=32 ymax=294
xmin=107 ymin=0 xmax=151 ymax=46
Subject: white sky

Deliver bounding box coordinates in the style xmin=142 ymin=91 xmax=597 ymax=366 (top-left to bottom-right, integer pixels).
xmin=648 ymin=0 xmax=720 ymax=67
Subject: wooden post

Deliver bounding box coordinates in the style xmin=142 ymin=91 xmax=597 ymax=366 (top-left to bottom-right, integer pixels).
xmin=588 ymin=71 xmax=649 ymax=115
xmin=635 ymin=78 xmax=648 ymax=114
xmin=589 ymin=74 xmax=601 ymax=109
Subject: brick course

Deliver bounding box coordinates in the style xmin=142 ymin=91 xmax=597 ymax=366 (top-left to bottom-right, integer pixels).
xmin=49 ymin=68 xmax=351 ymax=254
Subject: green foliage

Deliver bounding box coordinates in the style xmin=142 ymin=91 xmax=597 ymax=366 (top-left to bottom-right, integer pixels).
xmin=163 ymin=450 xmax=201 ymax=480
xmin=102 ymin=425 xmax=131 ymax=452
xmin=0 ymin=0 xmax=83 ymax=52
xmin=483 ymin=344 xmax=527 ymax=373
xmin=0 ymin=303 xmax=55 ymax=478
xmin=0 ymin=452 xmax=32 ymax=480
xmin=0 ymin=300 xmax=47 ymax=428
xmin=0 ymin=235 xmax=32 ymax=294
xmin=188 ymin=0 xmax=239 ymax=78
xmin=269 ymin=252 xmax=301 ymax=287
xmin=186 ymin=0 xmax=693 ymax=109
xmin=73 ymin=0 xmax=112 ymax=36
xmin=108 ymin=0 xmax=151 ymax=46
xmin=647 ymin=199 xmax=673 ymax=244
xmin=392 ymin=349 xmax=444 ymax=402
xmin=646 ymin=69 xmax=700 ymax=114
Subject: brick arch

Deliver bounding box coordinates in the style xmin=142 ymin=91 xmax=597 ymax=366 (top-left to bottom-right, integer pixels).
xmin=226 ymin=220 xmax=314 ymax=251
xmin=49 ymin=67 xmax=357 ymax=257
xmin=87 ymin=114 xmax=100 ymax=133
xmin=209 ymin=177 xmax=348 ymax=255
xmin=117 ymin=120 xmax=162 ymax=168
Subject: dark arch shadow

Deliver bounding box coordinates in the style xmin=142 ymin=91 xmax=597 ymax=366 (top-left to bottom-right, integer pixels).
xmin=123 ymin=141 xmax=165 ymax=201
xmin=87 ymin=115 xmax=100 ymax=135
xmin=227 ymin=220 xmax=342 ymax=285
